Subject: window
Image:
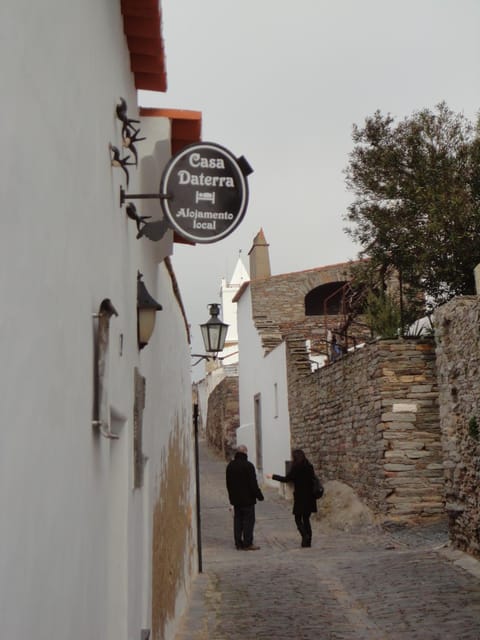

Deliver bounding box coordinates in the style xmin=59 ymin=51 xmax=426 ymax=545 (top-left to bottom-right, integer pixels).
xmin=254 ymin=393 xmax=263 ymax=472
xmin=273 ymin=383 xmax=279 ymax=418
xmin=133 ymin=367 xmax=146 ymax=489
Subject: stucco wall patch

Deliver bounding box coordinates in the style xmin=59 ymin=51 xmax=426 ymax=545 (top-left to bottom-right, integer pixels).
xmin=152 ymin=421 xmax=193 ymax=640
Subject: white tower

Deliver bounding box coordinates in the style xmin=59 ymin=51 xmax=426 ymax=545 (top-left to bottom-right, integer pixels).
xmin=218 ymin=254 xmax=249 ymax=367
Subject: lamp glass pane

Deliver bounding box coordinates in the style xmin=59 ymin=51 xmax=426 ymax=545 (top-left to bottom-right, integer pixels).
xmin=219 ymin=323 xmax=228 ymax=350
xmin=201 ymin=321 xmax=228 ymax=352
xmin=138 ymin=309 xmax=156 ymax=345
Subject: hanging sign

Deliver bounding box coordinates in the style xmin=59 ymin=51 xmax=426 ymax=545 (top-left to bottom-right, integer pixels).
xmin=160 ymin=142 xmax=252 ymax=244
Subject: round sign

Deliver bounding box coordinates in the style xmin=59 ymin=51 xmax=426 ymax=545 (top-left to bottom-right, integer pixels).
xmin=159 ymin=142 xmax=250 ymax=244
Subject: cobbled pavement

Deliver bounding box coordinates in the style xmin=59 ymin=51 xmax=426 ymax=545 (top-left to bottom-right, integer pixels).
xmin=174 ymin=442 xmax=480 ymax=640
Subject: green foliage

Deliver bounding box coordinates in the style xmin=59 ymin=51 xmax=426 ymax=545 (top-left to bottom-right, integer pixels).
xmin=469 ymin=416 xmax=479 ymax=441
xmin=347 ymin=259 xmax=426 ymax=336
xmin=364 ymin=291 xmax=401 ymax=339
xmin=344 ymin=103 xmax=480 ymax=309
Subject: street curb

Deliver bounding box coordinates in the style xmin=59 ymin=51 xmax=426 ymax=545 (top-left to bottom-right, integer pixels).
xmin=437 ymin=544 xmax=480 ymax=579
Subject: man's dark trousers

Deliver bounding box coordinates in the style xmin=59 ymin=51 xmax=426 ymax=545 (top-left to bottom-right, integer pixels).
xmin=233 ymin=505 xmax=255 ymax=548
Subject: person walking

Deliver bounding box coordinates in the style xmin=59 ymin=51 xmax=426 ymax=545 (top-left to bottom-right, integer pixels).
xmin=226 ymin=444 xmax=264 ymax=550
xmin=267 ymin=449 xmax=318 ymax=548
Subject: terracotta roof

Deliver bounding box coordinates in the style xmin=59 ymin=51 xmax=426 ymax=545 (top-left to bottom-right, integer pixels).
xmin=232 ymin=281 xmax=250 ymax=303
xmin=139 ymin=108 xmax=202 ymax=155
xmin=121 ymin=0 xmax=167 ymax=92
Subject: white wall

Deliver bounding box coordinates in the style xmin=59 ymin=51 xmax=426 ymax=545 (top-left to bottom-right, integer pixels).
xmin=237 ymin=288 xmax=291 ymax=482
xmin=0 ymin=3 xmax=195 ymax=639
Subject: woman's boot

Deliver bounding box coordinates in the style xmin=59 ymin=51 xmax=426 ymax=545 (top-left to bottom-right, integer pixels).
xmin=296 ymin=523 xmax=305 ymax=541
xmin=301 ymin=534 xmax=311 ymax=548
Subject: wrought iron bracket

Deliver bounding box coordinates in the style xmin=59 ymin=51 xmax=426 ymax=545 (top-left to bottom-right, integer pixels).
xmin=120 ymin=186 xmax=171 ymax=207
xmin=191 ymin=353 xmax=225 ymax=366
xmin=91 ymin=420 xmax=120 ymax=440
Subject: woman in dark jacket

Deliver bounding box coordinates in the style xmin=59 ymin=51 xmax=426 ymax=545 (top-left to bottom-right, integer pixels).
xmin=268 ymin=449 xmax=317 ymax=547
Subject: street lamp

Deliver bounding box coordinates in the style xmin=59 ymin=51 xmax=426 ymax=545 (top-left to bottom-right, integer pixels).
xmin=192 ymin=303 xmax=229 ymax=364
xmin=137 ymin=271 xmax=163 ymax=350
xmin=200 ymin=303 xmax=229 ymax=353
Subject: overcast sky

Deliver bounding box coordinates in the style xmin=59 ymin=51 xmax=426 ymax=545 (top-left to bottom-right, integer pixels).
xmin=140 ymin=0 xmax=480 ymax=368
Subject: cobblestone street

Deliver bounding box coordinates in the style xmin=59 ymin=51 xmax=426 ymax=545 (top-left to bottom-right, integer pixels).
xmin=175 ymin=442 xmax=480 ymax=640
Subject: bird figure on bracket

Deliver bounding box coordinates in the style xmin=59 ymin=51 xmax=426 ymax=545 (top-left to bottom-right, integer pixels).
xmin=125 ymin=203 xmax=151 ymax=234
xmin=116 ymin=97 xmax=140 ymax=139
xmin=111 ymin=98 xmax=146 ymax=181
xmin=122 ymin=126 xmax=145 ymax=166
xmin=109 ymin=144 xmax=134 ymax=187
xmin=116 ymin=97 xmax=145 ymax=167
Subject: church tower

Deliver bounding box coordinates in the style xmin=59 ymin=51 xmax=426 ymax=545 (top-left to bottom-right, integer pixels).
xmin=216 ymin=254 xmax=249 ymax=367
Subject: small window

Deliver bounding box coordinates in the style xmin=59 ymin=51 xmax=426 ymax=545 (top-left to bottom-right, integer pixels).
xmin=273 ymin=383 xmax=279 ymax=418
xmin=133 ymin=367 xmax=146 ymax=489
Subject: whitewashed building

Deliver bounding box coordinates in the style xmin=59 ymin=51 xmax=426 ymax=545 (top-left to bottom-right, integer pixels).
xmin=234 ymin=231 xmax=291 ymax=477
xmin=1 ymin=2 xmax=202 ymax=639
xmin=195 ymin=256 xmax=248 ymax=434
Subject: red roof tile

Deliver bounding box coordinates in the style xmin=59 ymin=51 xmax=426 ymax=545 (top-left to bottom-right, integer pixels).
xmin=121 ymin=0 xmax=167 ymax=92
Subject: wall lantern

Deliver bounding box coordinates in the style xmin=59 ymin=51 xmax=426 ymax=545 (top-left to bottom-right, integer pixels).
xmin=200 ymin=303 xmax=229 ymax=354
xmin=137 ymin=272 xmax=162 ymax=350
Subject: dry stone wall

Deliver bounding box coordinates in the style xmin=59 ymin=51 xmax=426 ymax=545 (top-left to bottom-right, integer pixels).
xmin=287 ymin=335 xmax=444 ymax=522
xmin=435 ymin=296 xmax=480 ymax=557
xmin=205 ymin=376 xmax=239 ymax=460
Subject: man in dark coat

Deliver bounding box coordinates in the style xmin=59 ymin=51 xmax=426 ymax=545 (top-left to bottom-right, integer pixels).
xmin=226 ymin=445 xmax=264 ymax=550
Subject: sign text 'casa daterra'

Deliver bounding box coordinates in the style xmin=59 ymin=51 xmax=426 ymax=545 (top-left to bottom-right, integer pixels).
xmin=160 ymin=142 xmax=252 ymax=244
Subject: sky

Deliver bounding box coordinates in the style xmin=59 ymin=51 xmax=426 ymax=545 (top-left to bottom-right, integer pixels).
xmin=140 ymin=0 xmax=480 ymax=370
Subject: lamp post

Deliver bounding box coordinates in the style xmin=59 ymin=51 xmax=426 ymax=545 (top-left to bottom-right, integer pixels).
xmin=192 ymin=303 xmax=228 ymax=572
xmin=193 ymin=399 xmax=202 ymax=573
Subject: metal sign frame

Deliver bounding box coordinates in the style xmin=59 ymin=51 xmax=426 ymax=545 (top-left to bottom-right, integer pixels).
xmin=159 ymin=142 xmax=250 ymax=244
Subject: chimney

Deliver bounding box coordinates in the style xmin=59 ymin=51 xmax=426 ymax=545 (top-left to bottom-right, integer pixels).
xmin=248 ymin=228 xmax=271 ymax=280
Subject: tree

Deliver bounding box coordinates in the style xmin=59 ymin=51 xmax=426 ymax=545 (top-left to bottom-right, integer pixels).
xmin=344 ymin=103 xmax=480 ymax=311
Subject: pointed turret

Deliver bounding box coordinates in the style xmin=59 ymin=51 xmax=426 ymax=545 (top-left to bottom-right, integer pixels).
xmin=248 ymin=228 xmax=271 ymax=281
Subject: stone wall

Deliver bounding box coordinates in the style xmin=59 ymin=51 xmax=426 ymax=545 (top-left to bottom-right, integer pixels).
xmin=287 ymin=335 xmax=444 ymax=522
xmin=435 ymin=296 xmax=480 ymax=557
xmin=205 ymin=376 xmax=239 ymax=459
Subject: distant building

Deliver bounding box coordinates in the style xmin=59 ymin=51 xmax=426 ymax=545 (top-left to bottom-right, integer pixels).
xmin=234 ymin=230 xmax=367 ymax=480
xmin=196 ymin=256 xmax=248 ymax=456
xmin=219 ymin=255 xmax=249 ymax=369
